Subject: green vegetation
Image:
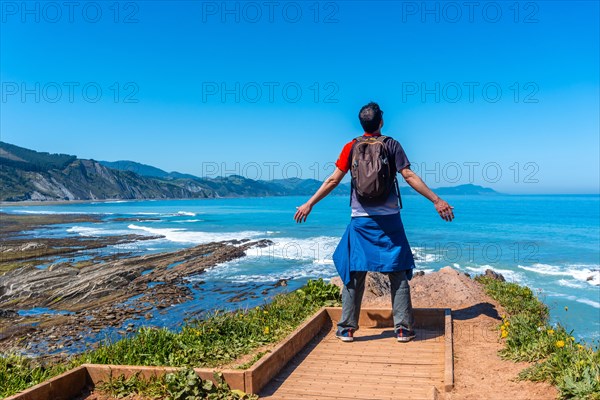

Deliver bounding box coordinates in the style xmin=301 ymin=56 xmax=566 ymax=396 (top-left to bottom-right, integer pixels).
xmin=77 ymin=278 xmax=340 ymax=367
xmin=475 ymin=276 xmax=600 ymax=399
xmin=0 ymin=279 xmax=341 ymax=399
xmin=0 ymin=141 xmax=76 ymax=172
xmin=96 ymin=369 xmax=257 ymax=399
xmin=0 ymin=354 xmax=69 ymax=398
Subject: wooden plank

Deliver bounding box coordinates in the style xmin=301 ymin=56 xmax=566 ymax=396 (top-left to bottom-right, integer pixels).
xmin=444 ymin=308 xmax=454 ymax=392
xmin=5 ymin=366 xmax=89 ymax=400
xmin=245 ymin=308 xmax=329 ymax=394
xmin=278 ymin=381 xmax=431 ymax=396
xmin=262 ymin=391 xmax=414 ymax=400
xmin=302 ymin=345 xmax=444 ymax=356
xmin=269 ymin=370 xmax=444 ymax=385
xmin=293 ymin=353 xmax=443 ymax=365
xmin=271 ymin=380 xmax=445 ymax=391
xmin=319 ymin=341 xmax=444 ymax=349
xmin=277 ymin=363 xmax=444 ymax=378
xmin=268 ymin=386 xmax=434 ymax=400
xmin=82 ymin=364 xmax=245 ymax=391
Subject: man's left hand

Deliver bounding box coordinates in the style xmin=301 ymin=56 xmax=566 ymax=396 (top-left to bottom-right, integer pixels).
xmin=294 ymin=203 xmax=312 ymax=223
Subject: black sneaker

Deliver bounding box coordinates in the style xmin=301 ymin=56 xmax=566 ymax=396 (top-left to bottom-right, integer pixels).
xmin=396 ymin=328 xmax=416 ymax=342
xmin=335 ymin=328 xmax=354 ymax=342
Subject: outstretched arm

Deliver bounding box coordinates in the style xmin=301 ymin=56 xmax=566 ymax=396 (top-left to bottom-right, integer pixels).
xmin=400 ymin=167 xmax=454 ymax=222
xmin=294 ymin=167 xmax=347 ymax=223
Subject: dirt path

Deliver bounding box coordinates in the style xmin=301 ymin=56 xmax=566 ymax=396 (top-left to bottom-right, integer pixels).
xmin=332 ymin=267 xmax=558 ymax=400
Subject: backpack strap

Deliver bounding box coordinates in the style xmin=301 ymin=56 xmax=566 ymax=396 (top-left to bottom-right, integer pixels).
xmin=380 ymin=136 xmax=403 ymax=209
xmin=395 ymin=175 xmax=403 ymax=209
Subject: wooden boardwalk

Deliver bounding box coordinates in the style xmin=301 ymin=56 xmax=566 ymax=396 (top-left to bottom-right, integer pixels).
xmin=6 ymin=308 xmax=450 ymax=400
xmin=259 ymin=324 xmax=446 ymax=400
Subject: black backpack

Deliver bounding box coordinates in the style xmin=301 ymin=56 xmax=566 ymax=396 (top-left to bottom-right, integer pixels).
xmin=350 ymin=135 xmax=402 ymax=207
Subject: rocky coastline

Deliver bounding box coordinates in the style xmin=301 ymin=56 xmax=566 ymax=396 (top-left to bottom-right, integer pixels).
xmin=0 ymin=212 xmax=272 ymax=361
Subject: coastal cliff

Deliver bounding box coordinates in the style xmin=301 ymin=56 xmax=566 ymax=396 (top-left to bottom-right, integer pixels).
xmin=0 ymin=141 xmax=351 ymax=201
xmin=1 ymin=141 xmax=497 ymax=202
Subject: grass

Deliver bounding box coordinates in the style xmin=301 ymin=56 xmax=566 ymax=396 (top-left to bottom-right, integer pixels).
xmin=96 ymin=368 xmax=258 ymax=399
xmin=0 ymin=355 xmax=69 ymax=398
xmin=475 ymin=276 xmax=600 ymax=400
xmin=0 ymin=278 xmax=341 ymax=399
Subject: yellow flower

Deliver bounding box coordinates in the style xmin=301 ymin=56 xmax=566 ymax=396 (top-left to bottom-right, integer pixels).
xmin=264 ymin=326 xmax=270 ymax=335
xmin=501 ymin=330 xmax=508 ymax=338
xmin=263 ymin=311 xmax=268 ymax=315
xmin=504 ymin=321 xmax=510 ymax=327
xmin=556 ymin=340 xmax=565 ymax=348
xmin=577 ymin=344 xmax=584 ymax=350
xmin=570 ymin=336 xmax=575 ymax=341
xmin=547 ymin=329 xmax=555 ymax=335
xmin=564 ymin=306 xmax=568 ymax=311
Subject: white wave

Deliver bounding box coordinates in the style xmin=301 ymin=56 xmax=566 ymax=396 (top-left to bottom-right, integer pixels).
xmin=518 ymin=263 xmax=600 ymax=286
xmin=127 ymin=224 xmax=263 ymax=244
xmin=557 ymin=279 xmax=587 ymax=289
xmin=177 ymin=211 xmax=196 ymax=216
xmin=415 ymin=268 xmax=435 ymax=274
xmin=453 ymin=263 xmax=460 ymax=268
xmin=546 ymin=292 xmax=578 ymax=301
xmin=243 ymin=236 xmax=340 ymax=265
xmin=576 ymin=298 xmax=600 ymax=309
xmin=196 ymin=256 xmax=337 ymax=284
xmin=412 ymin=247 xmax=437 ymax=263
xmin=67 ymin=226 xmax=144 ymax=237
xmin=463 ymin=265 xmax=525 ymax=283
xmin=108 ymin=242 xmax=147 ymax=250
xmin=174 ymin=219 xmax=203 ymax=223
xmin=132 ymin=212 xmax=162 ymax=215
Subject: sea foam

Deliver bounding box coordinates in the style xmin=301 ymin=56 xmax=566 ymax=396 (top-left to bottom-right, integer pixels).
xmin=67 ymin=226 xmax=143 ymax=236
xmin=127 ymin=224 xmax=263 ymax=244
xmin=518 ymin=263 xmax=600 ymax=286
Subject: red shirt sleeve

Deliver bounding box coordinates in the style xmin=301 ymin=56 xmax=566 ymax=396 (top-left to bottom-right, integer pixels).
xmin=335 ymin=140 xmax=355 ymax=173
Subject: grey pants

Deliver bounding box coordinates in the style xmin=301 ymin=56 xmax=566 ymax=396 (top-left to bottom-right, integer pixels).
xmin=337 ymin=270 xmax=415 ymax=333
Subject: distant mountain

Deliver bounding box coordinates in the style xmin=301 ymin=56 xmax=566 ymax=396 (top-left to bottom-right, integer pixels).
xmin=103 ymin=162 xmax=352 ymax=196
xmin=0 ymin=141 xmax=497 ymax=201
xmin=98 ymin=160 xmax=198 ymax=180
xmin=0 ymin=142 xmax=213 ymax=201
xmin=0 ymin=142 xmax=349 ymax=201
xmin=433 ymin=184 xmax=499 ymax=195
xmin=400 ymin=184 xmax=499 ymax=196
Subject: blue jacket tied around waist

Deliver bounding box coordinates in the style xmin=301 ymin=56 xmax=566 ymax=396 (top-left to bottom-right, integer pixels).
xmin=333 ymin=213 xmax=415 ymax=285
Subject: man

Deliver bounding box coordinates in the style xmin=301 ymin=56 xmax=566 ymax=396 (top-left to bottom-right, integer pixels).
xmin=294 ymin=102 xmax=454 ymax=343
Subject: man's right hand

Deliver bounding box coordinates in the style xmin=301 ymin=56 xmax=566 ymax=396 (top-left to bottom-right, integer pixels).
xmin=434 ymin=198 xmax=454 ymax=222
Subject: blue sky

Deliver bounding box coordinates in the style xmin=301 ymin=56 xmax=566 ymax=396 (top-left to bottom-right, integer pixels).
xmin=1 ymin=0 xmax=598 ymax=194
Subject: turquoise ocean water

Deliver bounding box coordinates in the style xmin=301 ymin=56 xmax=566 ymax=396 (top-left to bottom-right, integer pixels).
xmin=2 ymin=194 xmax=599 ymax=349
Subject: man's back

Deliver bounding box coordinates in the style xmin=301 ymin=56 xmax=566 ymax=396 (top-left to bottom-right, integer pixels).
xmin=335 ymin=133 xmax=410 ymax=217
